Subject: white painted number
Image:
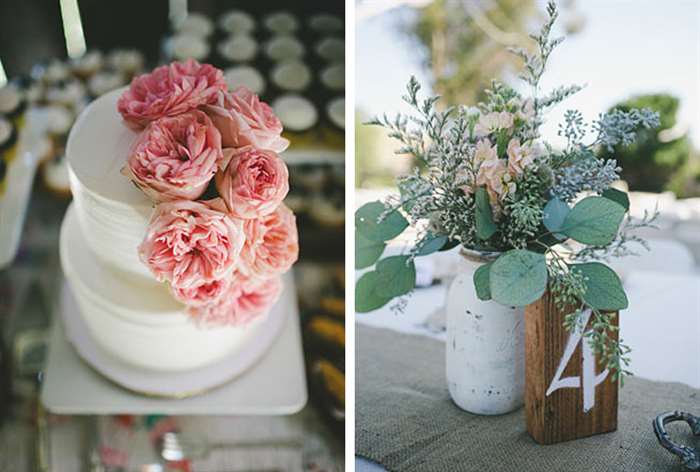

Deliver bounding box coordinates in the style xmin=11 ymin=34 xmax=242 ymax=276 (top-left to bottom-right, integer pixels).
xmin=545 ymin=309 xmax=609 ymax=412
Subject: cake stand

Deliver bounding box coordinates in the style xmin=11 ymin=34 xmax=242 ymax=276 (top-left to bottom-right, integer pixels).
xmin=40 ymin=274 xmax=307 ymax=415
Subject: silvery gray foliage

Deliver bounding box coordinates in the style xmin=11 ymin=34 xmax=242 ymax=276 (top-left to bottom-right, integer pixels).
xmin=594 ymin=108 xmax=660 ymax=151
xmin=551 ymin=155 xmax=621 ymax=201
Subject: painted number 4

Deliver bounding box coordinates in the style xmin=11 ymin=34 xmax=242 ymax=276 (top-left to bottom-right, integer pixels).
xmin=546 ymin=309 xmax=609 ymax=412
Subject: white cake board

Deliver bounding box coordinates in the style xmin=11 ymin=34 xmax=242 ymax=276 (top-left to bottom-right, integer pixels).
xmin=41 ymin=275 xmax=307 ymax=415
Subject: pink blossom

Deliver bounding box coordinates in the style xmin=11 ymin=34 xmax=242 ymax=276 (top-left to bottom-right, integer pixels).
xmin=170 ymin=277 xmax=230 ymax=307
xmin=139 ymin=200 xmax=244 ymax=289
xmin=124 ymin=110 xmax=223 ymax=202
xmin=205 ymin=87 xmax=289 ymax=153
xmin=474 ymin=111 xmax=514 ymax=137
xmin=238 ymin=204 xmax=298 ymax=278
xmin=215 ymin=146 xmax=289 ymax=219
xmin=190 ymin=274 xmax=283 ymax=326
xmin=118 ymin=59 xmax=225 ymax=129
xmin=507 ymin=138 xmax=538 ymax=177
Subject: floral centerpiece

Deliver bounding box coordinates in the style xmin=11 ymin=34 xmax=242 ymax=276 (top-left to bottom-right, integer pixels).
xmin=355 ymin=1 xmax=659 ymax=379
xmin=118 ymin=59 xmax=298 ymax=325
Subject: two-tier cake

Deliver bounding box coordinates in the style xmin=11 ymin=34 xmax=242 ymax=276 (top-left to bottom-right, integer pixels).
xmin=60 ymin=60 xmax=298 ymax=377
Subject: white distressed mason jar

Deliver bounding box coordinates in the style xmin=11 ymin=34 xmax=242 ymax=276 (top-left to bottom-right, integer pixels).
xmin=445 ymin=249 xmax=525 ymax=415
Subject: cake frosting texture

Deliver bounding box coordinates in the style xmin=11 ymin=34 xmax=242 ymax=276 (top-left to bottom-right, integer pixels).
xmin=62 ymin=89 xmax=274 ymax=372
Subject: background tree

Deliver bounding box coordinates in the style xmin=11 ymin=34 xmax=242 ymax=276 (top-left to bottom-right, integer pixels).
xmin=599 ymin=94 xmax=692 ymax=193
xmin=405 ymin=0 xmax=583 ymax=106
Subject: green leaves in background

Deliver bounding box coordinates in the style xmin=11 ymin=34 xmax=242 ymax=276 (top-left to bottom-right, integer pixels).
xmin=355 ymin=201 xmax=408 ymax=242
xmin=490 ymin=250 xmax=547 ymax=306
xmin=356 ymin=233 xmax=386 ymax=269
xmin=473 ymin=262 xmax=493 ymax=301
xmin=375 ymin=256 xmax=416 ymax=299
xmin=543 ymin=197 xmax=570 ymax=237
xmin=475 ymin=186 xmax=497 ymax=240
xmin=571 ymin=262 xmax=628 ymax=311
xmin=559 ymin=196 xmax=626 ymax=246
xmin=356 ymin=271 xmax=392 ymax=313
xmin=602 ymin=188 xmax=630 ymax=211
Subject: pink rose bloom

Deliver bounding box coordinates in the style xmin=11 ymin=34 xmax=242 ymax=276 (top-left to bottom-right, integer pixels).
xmin=171 ymin=277 xmax=230 ymax=307
xmin=191 ymin=274 xmax=283 ymax=326
xmin=205 ymin=87 xmax=289 ymax=153
xmin=239 ymin=204 xmax=299 ymax=278
xmin=118 ymin=59 xmax=226 ymax=129
xmin=124 ymin=110 xmax=223 ymax=202
xmin=215 ymin=146 xmax=289 ymax=219
xmin=139 ymin=200 xmax=244 ymax=289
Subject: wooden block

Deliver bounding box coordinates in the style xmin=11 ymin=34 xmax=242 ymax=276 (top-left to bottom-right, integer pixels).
xmin=525 ymin=291 xmax=618 ymax=444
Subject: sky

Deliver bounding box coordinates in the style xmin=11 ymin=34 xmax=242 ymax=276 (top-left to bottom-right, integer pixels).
xmin=356 ymin=0 xmax=700 ymax=148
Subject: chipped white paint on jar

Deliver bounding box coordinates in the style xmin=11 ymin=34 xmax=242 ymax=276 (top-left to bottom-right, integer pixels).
xmin=446 ymin=249 xmax=525 ymax=415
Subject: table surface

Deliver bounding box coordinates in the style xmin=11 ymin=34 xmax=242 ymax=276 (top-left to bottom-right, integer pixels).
xmin=355 ymin=250 xmax=700 ymax=471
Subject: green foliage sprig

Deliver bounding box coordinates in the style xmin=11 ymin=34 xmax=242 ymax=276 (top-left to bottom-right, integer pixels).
xmin=355 ymin=1 xmax=660 ymax=379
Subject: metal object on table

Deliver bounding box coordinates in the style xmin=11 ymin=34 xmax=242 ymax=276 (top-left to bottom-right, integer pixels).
xmin=159 ymin=431 xmax=303 ymax=462
xmin=653 ymin=410 xmax=700 ymax=470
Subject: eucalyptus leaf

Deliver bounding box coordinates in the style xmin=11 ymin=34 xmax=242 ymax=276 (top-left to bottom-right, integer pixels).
xmin=356 ymin=233 xmax=386 ymax=269
xmin=543 ymin=197 xmax=570 ymax=236
xmin=417 ymin=233 xmax=448 ymax=256
xmin=571 ymin=262 xmax=628 ymax=311
xmin=602 ymin=188 xmax=630 ymax=211
xmin=356 ymin=271 xmax=392 ymax=313
xmin=355 ymin=201 xmax=408 ymax=242
xmin=560 ymin=196 xmax=626 ymax=246
xmin=440 ymin=239 xmax=460 ymax=252
xmin=473 ymin=262 xmax=493 ymax=301
xmin=475 ymin=186 xmax=497 ymax=240
xmin=490 ymin=250 xmax=548 ymax=307
xmin=374 ymin=256 xmax=416 ymax=299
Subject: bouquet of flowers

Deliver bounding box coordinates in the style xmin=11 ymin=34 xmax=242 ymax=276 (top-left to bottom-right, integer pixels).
xmin=118 ymin=59 xmax=298 ymax=325
xmin=355 ymin=2 xmax=659 ymax=379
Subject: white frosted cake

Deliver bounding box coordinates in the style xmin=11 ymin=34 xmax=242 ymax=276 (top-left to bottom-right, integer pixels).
xmin=61 ymin=89 xmax=273 ymax=372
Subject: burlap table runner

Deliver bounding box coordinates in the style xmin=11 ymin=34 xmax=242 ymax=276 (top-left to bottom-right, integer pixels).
xmin=356 ymin=324 xmax=699 ymax=471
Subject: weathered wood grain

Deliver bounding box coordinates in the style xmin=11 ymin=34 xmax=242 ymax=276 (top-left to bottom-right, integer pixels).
xmin=525 ymin=292 xmax=618 ymax=444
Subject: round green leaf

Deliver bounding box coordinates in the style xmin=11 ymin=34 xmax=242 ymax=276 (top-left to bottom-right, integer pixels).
xmin=356 ymin=233 xmax=386 ymax=269
xmin=490 ymin=250 xmax=548 ymax=307
xmin=475 ymin=186 xmax=497 ymax=240
xmin=355 ymin=201 xmax=408 ymax=242
xmin=543 ymin=197 xmax=570 ymax=235
xmin=473 ymin=262 xmax=493 ymax=301
xmin=560 ymin=196 xmax=626 ymax=246
xmin=355 ymin=271 xmax=392 ymax=313
xmin=602 ymin=188 xmax=630 ymax=211
xmin=374 ymin=256 xmax=416 ymax=299
xmin=571 ymin=262 xmax=628 ymax=311
xmin=417 ymin=233 xmax=448 ymax=256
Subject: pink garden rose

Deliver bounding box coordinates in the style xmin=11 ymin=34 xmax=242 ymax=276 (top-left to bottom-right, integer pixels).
xmin=118 ymin=59 xmax=225 ymax=129
xmin=239 ymin=203 xmax=298 ymax=278
xmin=171 ymin=277 xmax=230 ymax=307
xmin=139 ymin=200 xmax=244 ymax=289
xmin=124 ymin=110 xmax=223 ymax=201
xmin=205 ymin=87 xmax=289 ymax=153
xmin=215 ymin=146 xmax=289 ymax=219
xmin=190 ymin=273 xmax=283 ymax=326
